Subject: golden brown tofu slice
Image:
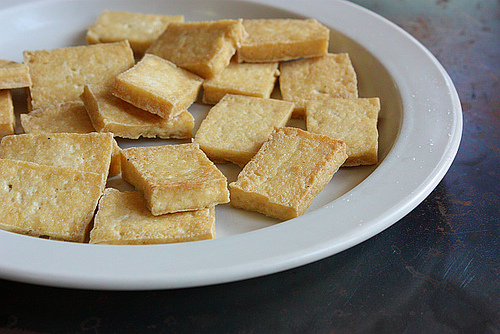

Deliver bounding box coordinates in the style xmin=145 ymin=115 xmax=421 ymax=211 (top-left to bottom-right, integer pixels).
xmin=81 ymin=84 xmax=194 ymax=139
xmin=237 ymin=19 xmax=329 ymax=63
xmin=306 ymin=97 xmax=380 ymax=166
xmin=113 ymin=54 xmax=203 ymax=120
xmin=90 ymin=188 xmax=216 ymax=245
xmin=23 ymin=40 xmax=134 ymax=110
xmin=0 ymin=159 xmax=102 ymax=242
xmin=194 ymin=94 xmax=294 ymax=166
xmin=147 ymin=19 xmax=247 ymax=78
xmin=0 ymin=132 xmax=115 ymax=190
xmin=202 ymin=61 xmax=279 ymax=104
xmin=229 ymin=127 xmax=347 ymax=220
xmin=121 ymin=143 xmax=230 ymax=216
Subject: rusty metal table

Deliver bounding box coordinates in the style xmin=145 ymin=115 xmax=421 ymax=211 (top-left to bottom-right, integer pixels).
xmin=1 ymin=0 xmax=499 ymax=332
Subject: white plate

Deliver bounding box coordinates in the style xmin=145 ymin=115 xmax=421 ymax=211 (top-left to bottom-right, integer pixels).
xmin=0 ymin=0 xmax=462 ymax=290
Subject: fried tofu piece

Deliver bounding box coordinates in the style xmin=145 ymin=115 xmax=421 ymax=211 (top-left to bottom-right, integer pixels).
xmin=306 ymin=97 xmax=380 ymax=166
xmin=147 ymin=19 xmax=247 ymax=78
xmin=113 ymin=54 xmax=203 ymax=120
xmin=0 ymin=132 xmax=115 ymax=189
xmin=20 ymin=100 xmax=95 ymax=134
xmin=0 ymin=59 xmax=31 ymax=89
xmin=0 ymin=90 xmax=15 ymax=138
xmin=202 ymin=61 xmax=279 ymax=104
xmin=23 ymin=40 xmax=134 ymax=110
xmin=237 ymin=19 xmax=329 ymax=63
xmin=81 ymin=84 xmax=194 ymax=139
xmin=279 ymin=53 xmax=358 ymax=118
xmin=0 ymin=159 xmax=102 ymax=242
xmin=89 ymin=188 xmax=216 ymax=245
xmin=229 ymin=127 xmax=347 ymax=220
xmin=121 ymin=143 xmax=229 ymax=216
xmin=19 ymin=102 xmax=121 ymax=176
xmin=86 ymin=11 xmax=184 ymax=56
xmin=194 ymin=94 xmax=294 ymax=166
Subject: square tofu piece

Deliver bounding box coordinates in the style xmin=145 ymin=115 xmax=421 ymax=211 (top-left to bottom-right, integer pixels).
xmin=237 ymin=19 xmax=329 ymax=63
xmin=279 ymin=53 xmax=358 ymax=118
xmin=194 ymin=94 xmax=294 ymax=166
xmin=20 ymin=100 xmax=95 ymax=134
xmin=202 ymin=62 xmax=279 ymax=104
xmin=19 ymin=102 xmax=121 ymax=177
xmin=0 ymin=132 xmax=115 ymax=189
xmin=229 ymin=127 xmax=347 ymax=220
xmin=89 ymin=188 xmax=216 ymax=245
xmin=113 ymin=54 xmax=203 ymax=120
xmin=306 ymin=97 xmax=380 ymax=166
xmin=81 ymin=84 xmax=194 ymax=139
xmin=24 ymin=40 xmax=134 ymax=110
xmin=121 ymin=143 xmax=229 ymax=215
xmin=0 ymin=159 xmax=102 ymax=242
xmin=147 ymin=19 xmax=247 ymax=78
xmin=86 ymin=11 xmax=184 ymax=56
xmin=0 ymin=90 xmax=15 ymax=138
xmin=0 ymin=58 xmax=31 ymax=89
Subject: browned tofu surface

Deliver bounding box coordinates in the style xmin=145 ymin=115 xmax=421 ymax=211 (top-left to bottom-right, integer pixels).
xmin=229 ymin=127 xmax=347 ymax=220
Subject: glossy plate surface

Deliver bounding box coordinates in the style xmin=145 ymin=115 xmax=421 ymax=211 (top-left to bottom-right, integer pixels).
xmin=0 ymin=0 xmax=462 ymax=290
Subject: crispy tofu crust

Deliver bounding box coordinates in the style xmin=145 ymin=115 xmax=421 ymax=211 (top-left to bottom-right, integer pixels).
xmin=229 ymin=127 xmax=347 ymax=220
xmin=0 ymin=59 xmax=31 ymax=89
xmin=81 ymin=84 xmax=194 ymax=139
xmin=113 ymin=54 xmax=203 ymax=120
xmin=0 ymin=90 xmax=15 ymax=138
xmin=24 ymin=40 xmax=134 ymax=110
xmin=194 ymin=94 xmax=294 ymax=166
xmin=0 ymin=159 xmax=102 ymax=242
xmin=306 ymin=97 xmax=380 ymax=166
xmin=202 ymin=61 xmax=279 ymax=104
xmin=86 ymin=11 xmax=184 ymax=55
xmin=147 ymin=19 xmax=248 ymax=78
xmin=121 ymin=143 xmax=230 ymax=216
xmin=90 ymin=188 xmax=216 ymax=245
xmin=237 ymin=19 xmax=329 ymax=63
xmin=279 ymin=53 xmax=358 ymax=118
xmin=20 ymin=100 xmax=95 ymax=134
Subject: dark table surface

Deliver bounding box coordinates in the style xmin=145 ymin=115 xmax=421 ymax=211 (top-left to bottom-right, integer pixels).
xmin=1 ymin=0 xmax=499 ymax=333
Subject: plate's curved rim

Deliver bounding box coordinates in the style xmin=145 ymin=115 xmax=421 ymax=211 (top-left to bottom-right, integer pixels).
xmin=0 ymin=0 xmax=462 ymax=290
